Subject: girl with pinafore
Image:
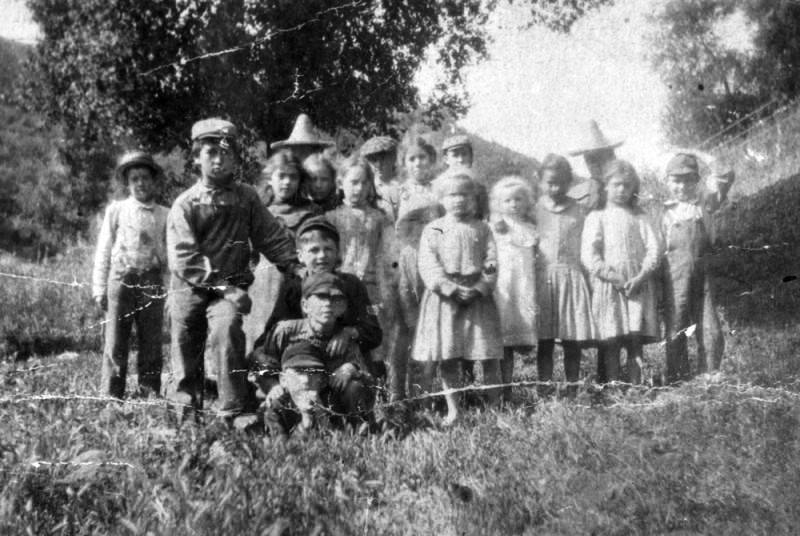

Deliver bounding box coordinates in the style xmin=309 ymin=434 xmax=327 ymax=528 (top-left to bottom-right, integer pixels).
xmin=535 ymin=154 xmax=597 ymax=397
xmin=325 ymin=156 xmax=395 ymax=370
xmin=490 ymin=175 xmax=538 ymax=402
xmin=244 ymin=151 xmax=321 ymax=353
xmin=413 ymin=172 xmax=503 ymax=425
xmin=581 ymin=159 xmax=662 ymax=384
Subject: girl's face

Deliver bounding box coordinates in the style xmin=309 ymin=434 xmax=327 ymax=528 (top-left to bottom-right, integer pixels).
xmin=341 ymin=167 xmax=369 ymax=206
xmin=666 ymin=174 xmax=698 ymax=202
xmin=270 ymin=166 xmax=300 ymax=202
xmin=307 ymin=165 xmax=335 ymax=201
xmin=606 ymin=175 xmax=635 ymax=206
xmin=441 ymin=181 xmax=474 ymax=218
xmin=541 ymin=169 xmax=570 ymax=203
xmin=499 ymin=188 xmax=528 ymax=218
xmin=405 ymin=147 xmax=433 ymax=184
xmin=127 ymin=167 xmax=157 ymax=203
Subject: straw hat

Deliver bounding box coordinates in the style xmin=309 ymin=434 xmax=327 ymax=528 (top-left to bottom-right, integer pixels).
xmin=568 ymin=120 xmax=624 ymax=156
xmin=270 ymin=114 xmax=334 ymax=150
xmin=115 ymin=150 xmax=162 ymax=182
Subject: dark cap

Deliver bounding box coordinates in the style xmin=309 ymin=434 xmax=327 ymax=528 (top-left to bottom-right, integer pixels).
xmin=281 ymin=341 xmax=327 ymax=370
xmin=191 ymin=118 xmax=238 ymax=142
xmin=296 ymin=216 xmax=340 ymax=245
xmin=302 ymin=271 xmax=346 ymax=299
xmin=441 ymin=134 xmax=472 ymax=153
xmin=115 ymin=150 xmax=162 ymax=182
xmin=666 ymin=153 xmax=699 ymax=176
xmin=360 ymin=136 xmax=398 ymax=157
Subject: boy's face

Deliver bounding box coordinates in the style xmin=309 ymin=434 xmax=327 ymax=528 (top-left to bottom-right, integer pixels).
xmin=298 ymin=235 xmax=339 ymax=274
xmin=307 ymin=165 xmax=335 ymax=201
xmin=541 ymin=169 xmax=570 ymax=203
xmin=341 ymin=167 xmax=369 ymax=206
xmin=126 ymin=166 xmax=156 ymax=203
xmin=270 ymin=167 xmax=300 ymax=202
xmin=301 ymin=291 xmax=347 ymax=331
xmin=405 ymin=147 xmax=433 ymax=183
xmin=364 ymin=152 xmax=395 ymax=183
xmin=666 ymin=174 xmax=699 ymax=202
xmin=584 ymin=149 xmax=615 ymax=180
xmin=194 ymin=141 xmax=237 ymax=186
xmin=444 ymin=146 xmax=473 ymax=169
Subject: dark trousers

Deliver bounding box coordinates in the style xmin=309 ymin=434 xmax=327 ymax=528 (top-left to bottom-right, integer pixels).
xmin=170 ymin=284 xmax=253 ymax=415
xmin=536 ymin=339 xmax=581 ymax=397
xmin=101 ymin=271 xmax=165 ymax=398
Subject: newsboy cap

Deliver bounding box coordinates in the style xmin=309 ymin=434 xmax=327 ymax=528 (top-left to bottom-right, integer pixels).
xmin=301 ymin=272 xmax=346 ymax=299
xmin=191 ymin=118 xmax=238 ymax=142
xmin=441 ymin=134 xmax=472 ymax=153
xmin=665 ymin=153 xmax=699 ymax=176
xmin=295 ymin=216 xmax=340 ymax=246
xmin=360 ymin=136 xmax=398 ymax=157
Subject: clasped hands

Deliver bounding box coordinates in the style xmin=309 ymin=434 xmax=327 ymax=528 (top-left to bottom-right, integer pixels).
xmin=604 ymin=269 xmax=646 ymax=296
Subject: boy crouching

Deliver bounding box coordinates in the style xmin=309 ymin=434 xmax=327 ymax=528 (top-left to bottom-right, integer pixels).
xmin=254 ymin=272 xmax=375 ymax=436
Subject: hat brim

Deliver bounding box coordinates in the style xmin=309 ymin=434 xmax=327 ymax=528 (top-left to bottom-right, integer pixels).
xmin=567 ymin=140 xmax=624 ymax=157
xmin=115 ymin=161 xmax=162 ymax=182
xmin=270 ymin=140 xmax=334 ymax=150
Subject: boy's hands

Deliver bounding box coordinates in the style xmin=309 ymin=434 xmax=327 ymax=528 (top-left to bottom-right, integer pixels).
xmin=327 ymin=327 xmax=359 ymax=357
xmin=93 ymin=295 xmax=107 ymax=312
xmin=223 ymin=286 xmax=252 ymax=314
xmin=330 ymin=362 xmax=358 ymax=390
xmin=263 ymin=384 xmax=286 ymax=407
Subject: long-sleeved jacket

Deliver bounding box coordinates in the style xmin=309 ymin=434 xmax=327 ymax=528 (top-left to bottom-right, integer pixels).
xmin=92 ymin=197 xmax=169 ymax=298
xmin=167 ymin=180 xmax=297 ymax=289
xmin=253 ymin=270 xmax=383 ymax=355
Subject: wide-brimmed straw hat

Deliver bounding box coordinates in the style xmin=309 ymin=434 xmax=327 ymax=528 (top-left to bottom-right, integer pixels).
xmin=270 ymin=114 xmax=335 ymax=150
xmin=115 ymin=150 xmax=162 ymax=182
xmin=568 ymin=120 xmax=624 ymax=156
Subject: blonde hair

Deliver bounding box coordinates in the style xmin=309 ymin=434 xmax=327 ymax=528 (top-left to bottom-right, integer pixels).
xmin=490 ymin=175 xmax=536 ymax=223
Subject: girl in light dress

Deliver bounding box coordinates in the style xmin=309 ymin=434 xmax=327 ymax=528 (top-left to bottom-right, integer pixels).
xmin=325 ymin=156 xmax=395 ymax=371
xmin=244 ymin=151 xmax=320 ymax=353
xmin=535 ymin=154 xmax=597 ymax=397
xmin=489 ymin=176 xmax=538 ymax=402
xmin=581 ymin=159 xmax=662 ymax=384
xmin=413 ymin=172 xmax=502 ymax=425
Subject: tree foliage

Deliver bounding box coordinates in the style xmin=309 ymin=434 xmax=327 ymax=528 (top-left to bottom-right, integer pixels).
xmin=647 ymin=0 xmax=800 ymax=147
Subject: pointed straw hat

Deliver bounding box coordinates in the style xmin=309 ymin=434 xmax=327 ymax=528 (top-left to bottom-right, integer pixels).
xmin=568 ymin=120 xmax=624 ymax=156
xmin=270 ymin=114 xmax=335 ymax=150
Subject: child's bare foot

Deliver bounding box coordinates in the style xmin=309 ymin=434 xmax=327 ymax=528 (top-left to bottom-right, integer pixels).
xmin=442 ymin=411 xmax=459 ymax=427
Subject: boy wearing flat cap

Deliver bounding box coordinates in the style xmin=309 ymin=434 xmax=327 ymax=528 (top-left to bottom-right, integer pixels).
xmin=167 ymin=118 xmax=300 ymax=419
xmin=660 ymin=153 xmax=734 ymax=383
xmin=93 ymin=150 xmax=169 ymax=399
xmin=361 ymin=135 xmax=401 ymax=222
xmin=256 ymin=272 xmax=374 ymax=435
xmin=250 ymin=216 xmax=382 ymax=369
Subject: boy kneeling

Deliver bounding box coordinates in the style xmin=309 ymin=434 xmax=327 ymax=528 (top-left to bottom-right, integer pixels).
xmin=254 ymin=272 xmax=375 ymax=436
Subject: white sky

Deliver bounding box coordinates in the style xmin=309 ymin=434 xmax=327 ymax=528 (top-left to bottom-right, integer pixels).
xmin=0 ymin=0 xmax=752 ymax=174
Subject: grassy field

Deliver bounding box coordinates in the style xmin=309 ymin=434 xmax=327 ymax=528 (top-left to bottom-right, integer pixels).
xmin=2 ymin=175 xmax=800 ymax=534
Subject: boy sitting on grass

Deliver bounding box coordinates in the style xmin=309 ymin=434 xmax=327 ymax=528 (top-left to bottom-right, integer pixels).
xmin=254 ymin=272 xmax=375 ymax=436
xmin=250 ymin=216 xmax=383 ymax=376
xmin=92 ymin=150 xmax=169 ymax=399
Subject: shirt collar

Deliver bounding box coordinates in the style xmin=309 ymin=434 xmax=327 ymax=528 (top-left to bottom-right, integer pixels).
xmin=128 ymin=197 xmax=156 ymax=210
xmin=540 ymin=196 xmax=574 ymax=213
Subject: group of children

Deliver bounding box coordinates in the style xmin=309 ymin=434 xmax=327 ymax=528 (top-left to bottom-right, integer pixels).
xmin=92 ymin=115 xmax=734 ymax=432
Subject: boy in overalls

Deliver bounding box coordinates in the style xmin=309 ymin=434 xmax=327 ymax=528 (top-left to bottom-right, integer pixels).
xmin=661 ymin=153 xmax=734 ymax=383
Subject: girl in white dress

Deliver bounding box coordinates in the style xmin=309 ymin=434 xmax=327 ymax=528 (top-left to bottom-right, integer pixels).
xmin=581 ymin=160 xmax=662 ymax=384
xmin=489 ymin=176 xmax=538 ymax=402
xmin=413 ymin=173 xmax=502 ymax=424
